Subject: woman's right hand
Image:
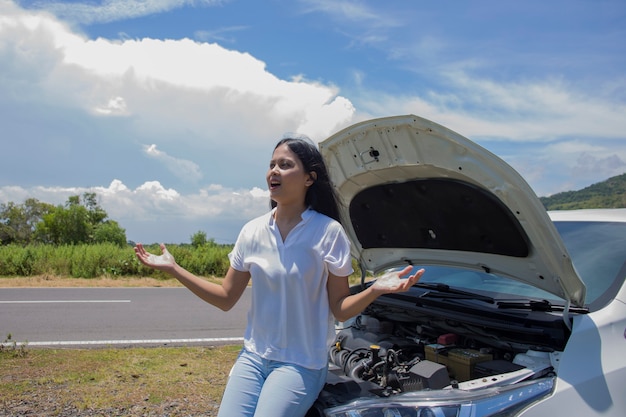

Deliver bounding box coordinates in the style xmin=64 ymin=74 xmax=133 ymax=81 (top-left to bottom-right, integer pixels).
xmin=134 ymin=243 xmax=176 ymax=272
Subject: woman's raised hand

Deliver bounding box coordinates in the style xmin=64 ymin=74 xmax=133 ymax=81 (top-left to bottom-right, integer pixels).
xmin=371 ymin=265 xmax=425 ymax=293
xmin=134 ymin=243 xmax=176 ymax=272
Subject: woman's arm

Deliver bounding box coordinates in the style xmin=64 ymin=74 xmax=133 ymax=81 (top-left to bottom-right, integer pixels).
xmin=135 ymin=243 xmax=250 ymax=311
xmin=327 ymin=266 xmax=424 ymax=322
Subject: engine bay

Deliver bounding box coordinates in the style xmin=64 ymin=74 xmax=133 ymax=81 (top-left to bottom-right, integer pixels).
xmin=309 ymin=297 xmax=569 ymax=415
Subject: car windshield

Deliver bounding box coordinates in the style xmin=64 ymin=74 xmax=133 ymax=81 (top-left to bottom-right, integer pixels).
xmin=403 ymin=220 xmax=626 ymax=308
xmin=553 ymin=220 xmax=626 ymax=307
xmin=413 ymin=266 xmax=560 ymax=304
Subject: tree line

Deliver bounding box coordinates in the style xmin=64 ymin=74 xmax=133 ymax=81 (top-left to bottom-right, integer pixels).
xmin=0 ymin=193 xmax=239 ymax=278
xmin=540 ymin=172 xmax=626 ymax=210
xmin=0 ymin=192 xmax=126 ymax=247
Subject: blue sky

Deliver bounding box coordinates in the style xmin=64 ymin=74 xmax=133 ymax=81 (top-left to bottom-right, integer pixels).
xmin=1 ymin=0 xmax=625 ymax=244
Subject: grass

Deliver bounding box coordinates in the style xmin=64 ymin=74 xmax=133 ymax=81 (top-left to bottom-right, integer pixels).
xmin=0 ymin=345 xmax=241 ymax=416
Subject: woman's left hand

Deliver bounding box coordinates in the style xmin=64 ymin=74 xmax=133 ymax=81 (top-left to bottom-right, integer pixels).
xmin=371 ymin=266 xmax=425 ymax=293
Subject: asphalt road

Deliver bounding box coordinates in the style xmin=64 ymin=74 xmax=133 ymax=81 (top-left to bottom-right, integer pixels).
xmin=0 ymin=287 xmax=250 ymax=348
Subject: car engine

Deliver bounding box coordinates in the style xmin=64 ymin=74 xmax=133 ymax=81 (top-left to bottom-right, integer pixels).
xmin=308 ymin=306 xmax=564 ymax=415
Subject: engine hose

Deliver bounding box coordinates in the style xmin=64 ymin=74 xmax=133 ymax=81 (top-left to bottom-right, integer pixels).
xmin=348 ymin=360 xmax=386 ymax=381
xmin=344 ymin=354 xmax=364 ymax=376
xmin=329 ymin=347 xmax=349 ymax=368
xmin=371 ymin=361 xmax=385 ymax=373
xmin=342 ymin=348 xmax=370 ymax=374
xmin=348 ymin=362 xmax=366 ymax=380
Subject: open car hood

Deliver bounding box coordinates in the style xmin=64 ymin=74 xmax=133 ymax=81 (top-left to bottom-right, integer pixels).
xmin=320 ymin=115 xmax=586 ymax=306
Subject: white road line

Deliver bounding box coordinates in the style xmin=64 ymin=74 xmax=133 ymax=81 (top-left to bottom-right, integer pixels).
xmin=0 ymin=300 xmax=131 ymax=304
xmin=11 ymin=337 xmax=244 ymax=347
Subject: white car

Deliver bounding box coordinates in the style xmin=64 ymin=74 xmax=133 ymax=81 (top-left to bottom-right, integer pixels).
xmin=307 ymin=115 xmax=626 ymax=417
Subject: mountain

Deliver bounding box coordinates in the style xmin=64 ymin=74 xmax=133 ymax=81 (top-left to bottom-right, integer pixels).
xmin=539 ymin=173 xmax=626 ymax=210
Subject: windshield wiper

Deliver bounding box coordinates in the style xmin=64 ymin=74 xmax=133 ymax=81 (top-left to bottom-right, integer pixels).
xmin=413 ymin=283 xmax=495 ymax=304
xmin=497 ymin=299 xmax=589 ymax=313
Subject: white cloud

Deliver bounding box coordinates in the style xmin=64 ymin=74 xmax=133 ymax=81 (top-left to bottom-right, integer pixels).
xmin=142 ymin=144 xmax=203 ymax=182
xmin=573 ymin=153 xmax=625 ymax=177
xmin=442 ymin=74 xmax=626 ymax=140
xmin=105 ymin=178 xmax=269 ymax=242
xmin=300 ymin=0 xmax=400 ymax=28
xmin=0 ymin=180 xmax=269 ymax=243
xmin=26 ymin=0 xmax=225 ymax=25
xmin=353 ymin=72 xmax=626 ymax=143
xmin=1 ymin=2 xmax=356 ymax=145
xmin=500 ymin=138 xmax=626 ymax=197
xmin=54 ymin=35 xmax=354 ymax=141
xmin=543 ymin=141 xmax=626 ymax=186
xmin=93 ymin=96 xmax=128 ymax=115
xmin=194 ymin=25 xmax=248 ymax=44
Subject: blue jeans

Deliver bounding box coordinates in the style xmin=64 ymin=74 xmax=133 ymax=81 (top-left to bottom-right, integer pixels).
xmin=217 ymin=348 xmax=328 ymax=417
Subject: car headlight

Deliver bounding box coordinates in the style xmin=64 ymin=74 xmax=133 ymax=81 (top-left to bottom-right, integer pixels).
xmin=324 ymin=378 xmax=554 ymax=417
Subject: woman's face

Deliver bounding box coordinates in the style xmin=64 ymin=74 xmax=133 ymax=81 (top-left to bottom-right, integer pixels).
xmin=267 ymin=143 xmax=314 ymax=207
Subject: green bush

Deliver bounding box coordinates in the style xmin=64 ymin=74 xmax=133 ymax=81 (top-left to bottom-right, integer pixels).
xmin=168 ymin=244 xmax=231 ymax=277
xmin=0 ymin=245 xmax=27 ymax=275
xmin=0 ymin=243 xmax=234 ymax=279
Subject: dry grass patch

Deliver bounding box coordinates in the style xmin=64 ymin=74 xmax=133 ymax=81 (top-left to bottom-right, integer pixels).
xmin=0 ymin=275 xmax=228 ymax=288
xmin=0 ymin=345 xmax=241 ymax=416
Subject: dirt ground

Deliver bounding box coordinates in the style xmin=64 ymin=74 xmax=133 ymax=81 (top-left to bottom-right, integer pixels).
xmin=0 ymin=275 xmax=186 ymax=288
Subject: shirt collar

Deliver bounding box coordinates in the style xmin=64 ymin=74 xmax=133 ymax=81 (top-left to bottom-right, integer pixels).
xmin=268 ymin=206 xmax=314 ymax=226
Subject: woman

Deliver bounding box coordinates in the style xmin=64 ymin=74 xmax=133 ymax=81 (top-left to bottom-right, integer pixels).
xmin=134 ymin=137 xmax=425 ymax=417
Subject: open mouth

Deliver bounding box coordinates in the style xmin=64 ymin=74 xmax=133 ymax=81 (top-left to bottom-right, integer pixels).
xmin=269 ymin=180 xmax=281 ymax=190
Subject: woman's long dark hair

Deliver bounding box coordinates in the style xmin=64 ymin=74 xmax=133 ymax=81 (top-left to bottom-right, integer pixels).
xmin=270 ymin=137 xmax=342 ymax=223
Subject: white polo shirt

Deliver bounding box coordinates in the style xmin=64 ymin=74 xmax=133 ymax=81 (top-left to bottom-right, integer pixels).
xmin=228 ymin=207 xmax=353 ymax=369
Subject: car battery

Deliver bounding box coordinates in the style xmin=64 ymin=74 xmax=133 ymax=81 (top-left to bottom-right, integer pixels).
xmin=447 ymin=349 xmax=493 ymax=381
xmin=425 ymin=344 xmax=450 ymax=366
